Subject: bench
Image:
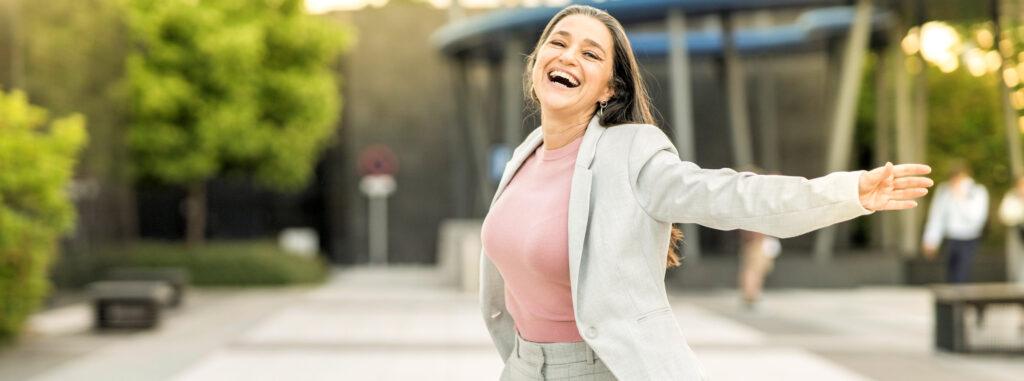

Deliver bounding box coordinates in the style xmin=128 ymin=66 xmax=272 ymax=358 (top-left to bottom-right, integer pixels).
xmin=88 ymin=281 xmax=173 ymax=329
xmin=931 ymin=283 xmax=1024 ymax=353
xmin=106 ymin=267 xmax=190 ymax=307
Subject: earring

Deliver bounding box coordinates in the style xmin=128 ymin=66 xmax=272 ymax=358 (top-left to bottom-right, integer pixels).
xmin=598 ymin=100 xmax=608 ymax=117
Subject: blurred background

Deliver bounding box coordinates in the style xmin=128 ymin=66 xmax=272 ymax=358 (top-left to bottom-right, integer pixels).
xmin=1 ymin=0 xmax=1024 ymax=380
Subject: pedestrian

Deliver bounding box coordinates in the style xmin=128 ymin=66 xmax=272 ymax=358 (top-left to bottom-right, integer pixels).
xmin=998 ymin=175 xmax=1024 ymax=283
xmin=922 ymin=162 xmax=988 ymax=284
xmin=479 ymin=5 xmax=933 ymax=380
xmin=738 ymin=229 xmax=781 ymax=310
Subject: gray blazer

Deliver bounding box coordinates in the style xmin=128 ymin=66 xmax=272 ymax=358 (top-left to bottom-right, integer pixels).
xmin=480 ymin=116 xmax=872 ymax=380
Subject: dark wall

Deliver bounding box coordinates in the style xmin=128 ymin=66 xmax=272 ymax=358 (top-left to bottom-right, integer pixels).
xmin=327 ymin=3 xmax=457 ymax=264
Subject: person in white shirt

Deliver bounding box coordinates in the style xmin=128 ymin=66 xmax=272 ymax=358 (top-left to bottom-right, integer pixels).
xmin=922 ymin=163 xmax=989 ymax=283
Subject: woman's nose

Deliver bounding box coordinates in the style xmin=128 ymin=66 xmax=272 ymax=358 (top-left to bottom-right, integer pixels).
xmin=557 ymin=47 xmax=577 ymax=65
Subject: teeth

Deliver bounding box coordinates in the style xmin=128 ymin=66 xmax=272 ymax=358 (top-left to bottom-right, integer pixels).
xmin=548 ymin=70 xmax=579 ymax=87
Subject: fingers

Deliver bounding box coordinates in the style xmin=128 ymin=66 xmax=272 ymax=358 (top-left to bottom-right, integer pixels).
xmin=891 ymin=163 xmax=932 ymax=177
xmin=880 ymin=200 xmax=919 ymax=210
xmin=894 ymin=176 xmax=934 ymax=189
xmin=890 ymin=188 xmax=929 ymax=200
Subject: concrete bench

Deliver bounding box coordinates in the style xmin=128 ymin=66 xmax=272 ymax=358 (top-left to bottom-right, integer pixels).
xmin=106 ymin=267 xmax=190 ymax=307
xmin=88 ymin=281 xmax=173 ymax=329
xmin=931 ymin=283 xmax=1024 ymax=353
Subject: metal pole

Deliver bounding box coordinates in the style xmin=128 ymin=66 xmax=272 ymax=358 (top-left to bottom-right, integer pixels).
xmin=462 ymin=58 xmax=494 ymax=215
xmin=368 ymin=195 xmax=388 ymax=265
xmin=751 ymin=10 xmax=779 ymax=172
xmin=756 ymin=64 xmax=780 ymax=172
xmin=721 ymin=12 xmax=754 ymax=168
xmin=449 ymin=57 xmax=471 ymax=218
xmin=503 ymin=37 xmax=525 ymax=148
xmin=667 ymin=9 xmax=701 ymax=261
xmin=994 ymin=0 xmax=1024 ymax=179
xmin=874 ymin=47 xmax=896 ymax=251
xmin=813 ymin=0 xmax=873 ymax=262
xmin=894 ymin=25 xmax=919 ymax=257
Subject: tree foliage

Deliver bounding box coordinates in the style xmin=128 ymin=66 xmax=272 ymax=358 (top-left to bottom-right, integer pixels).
xmin=0 ymin=90 xmax=87 ymax=342
xmin=124 ymin=0 xmax=348 ymax=191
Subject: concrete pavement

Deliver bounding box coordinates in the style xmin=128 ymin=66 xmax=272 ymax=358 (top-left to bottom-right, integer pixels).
xmin=1 ymin=266 xmax=1022 ymax=380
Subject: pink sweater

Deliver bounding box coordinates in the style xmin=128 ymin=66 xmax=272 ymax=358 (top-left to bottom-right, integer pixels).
xmin=481 ymin=135 xmax=584 ymax=343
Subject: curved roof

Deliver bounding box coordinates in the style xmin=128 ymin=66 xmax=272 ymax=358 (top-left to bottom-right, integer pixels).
xmin=433 ymin=0 xmax=847 ymax=56
xmin=629 ymin=6 xmax=892 ymax=57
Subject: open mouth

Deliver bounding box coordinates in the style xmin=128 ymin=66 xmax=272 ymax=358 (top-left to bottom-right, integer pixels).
xmin=547 ymin=70 xmax=580 ymax=89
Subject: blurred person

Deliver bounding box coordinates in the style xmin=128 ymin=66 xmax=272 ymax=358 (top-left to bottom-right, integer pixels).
xmin=922 ymin=162 xmax=988 ymax=284
xmin=738 ymin=229 xmax=781 ymax=310
xmin=479 ymin=5 xmax=933 ymax=380
xmin=998 ymin=175 xmax=1024 ymax=283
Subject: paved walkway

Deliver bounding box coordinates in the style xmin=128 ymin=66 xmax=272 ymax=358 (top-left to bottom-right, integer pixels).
xmin=1 ymin=266 xmax=1022 ymax=380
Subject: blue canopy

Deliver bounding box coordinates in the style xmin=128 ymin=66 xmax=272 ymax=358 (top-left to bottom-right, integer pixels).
xmin=433 ymin=0 xmax=849 ymax=56
xmin=629 ymin=6 xmax=891 ymax=57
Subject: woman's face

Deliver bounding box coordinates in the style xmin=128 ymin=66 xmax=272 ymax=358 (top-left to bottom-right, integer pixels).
xmin=531 ymin=15 xmax=615 ymax=119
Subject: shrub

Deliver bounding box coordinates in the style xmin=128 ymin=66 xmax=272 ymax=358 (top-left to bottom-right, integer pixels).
xmin=94 ymin=240 xmax=328 ymax=286
xmin=0 ymin=90 xmax=87 ymax=343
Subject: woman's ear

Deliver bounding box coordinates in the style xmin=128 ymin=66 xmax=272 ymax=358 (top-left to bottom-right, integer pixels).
xmin=600 ymin=84 xmax=614 ymax=104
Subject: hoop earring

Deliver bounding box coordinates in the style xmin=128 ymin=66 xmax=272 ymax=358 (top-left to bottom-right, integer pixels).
xmin=598 ymin=100 xmax=608 ymax=117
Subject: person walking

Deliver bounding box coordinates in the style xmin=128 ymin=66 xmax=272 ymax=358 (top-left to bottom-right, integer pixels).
xmin=479 ymin=5 xmax=933 ymax=380
xmin=922 ymin=163 xmax=988 ymax=284
xmin=738 ymin=229 xmax=781 ymax=310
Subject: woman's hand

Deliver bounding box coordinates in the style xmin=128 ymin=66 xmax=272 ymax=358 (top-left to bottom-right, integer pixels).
xmin=858 ymin=162 xmax=934 ymax=211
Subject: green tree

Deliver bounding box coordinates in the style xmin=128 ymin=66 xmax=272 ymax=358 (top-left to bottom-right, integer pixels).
xmin=0 ymin=90 xmax=87 ymax=342
xmin=124 ymin=0 xmax=348 ymax=245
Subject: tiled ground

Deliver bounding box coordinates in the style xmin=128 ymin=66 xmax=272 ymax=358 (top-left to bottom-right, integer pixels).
xmin=2 ymin=266 xmax=1022 ymax=380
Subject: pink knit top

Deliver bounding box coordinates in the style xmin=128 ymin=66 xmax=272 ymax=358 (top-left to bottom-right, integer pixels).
xmin=481 ymin=134 xmax=584 ymax=343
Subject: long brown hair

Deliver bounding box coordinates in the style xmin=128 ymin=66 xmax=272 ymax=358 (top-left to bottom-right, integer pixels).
xmin=524 ymin=5 xmax=682 ymax=268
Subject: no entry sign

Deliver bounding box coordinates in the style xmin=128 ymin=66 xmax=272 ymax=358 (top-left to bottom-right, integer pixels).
xmin=358 ymin=144 xmax=399 ymax=176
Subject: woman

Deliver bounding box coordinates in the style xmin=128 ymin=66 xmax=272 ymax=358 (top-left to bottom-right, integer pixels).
xmin=479 ymin=5 xmax=932 ymax=380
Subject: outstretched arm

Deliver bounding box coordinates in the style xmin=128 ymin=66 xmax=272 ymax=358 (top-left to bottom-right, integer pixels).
xmin=629 ymin=126 xmax=933 ymax=238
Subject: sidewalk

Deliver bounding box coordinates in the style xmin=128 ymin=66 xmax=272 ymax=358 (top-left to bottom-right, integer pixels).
xmin=1 ymin=266 xmax=1021 ymax=380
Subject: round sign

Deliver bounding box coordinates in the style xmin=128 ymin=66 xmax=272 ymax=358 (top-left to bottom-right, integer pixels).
xmin=358 ymin=144 xmax=399 ymax=176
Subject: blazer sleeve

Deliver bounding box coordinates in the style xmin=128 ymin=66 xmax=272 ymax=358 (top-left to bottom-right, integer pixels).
xmin=627 ymin=125 xmax=873 ymax=238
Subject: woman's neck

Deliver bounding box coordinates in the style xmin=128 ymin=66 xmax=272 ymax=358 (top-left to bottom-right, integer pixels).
xmin=540 ymin=111 xmax=591 ymax=150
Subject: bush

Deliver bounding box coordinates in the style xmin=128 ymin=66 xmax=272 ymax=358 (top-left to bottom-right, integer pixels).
xmin=0 ymin=90 xmax=87 ymax=343
xmin=94 ymin=240 xmax=328 ymax=286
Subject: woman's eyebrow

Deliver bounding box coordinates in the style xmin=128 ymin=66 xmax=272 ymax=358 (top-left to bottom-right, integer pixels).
xmin=552 ymin=30 xmax=606 ymax=54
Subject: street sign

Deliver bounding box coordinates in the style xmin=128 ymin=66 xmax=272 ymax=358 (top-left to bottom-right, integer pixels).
xmin=358 ymin=144 xmax=399 ymax=176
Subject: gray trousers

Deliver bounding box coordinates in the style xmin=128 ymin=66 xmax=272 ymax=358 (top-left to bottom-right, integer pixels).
xmin=500 ymin=333 xmax=617 ymax=380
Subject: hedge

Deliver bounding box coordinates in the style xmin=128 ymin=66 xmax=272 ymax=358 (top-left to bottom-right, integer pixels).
xmin=94 ymin=240 xmax=328 ymax=286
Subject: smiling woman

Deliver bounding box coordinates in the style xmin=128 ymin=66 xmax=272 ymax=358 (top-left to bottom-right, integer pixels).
xmin=479 ymin=4 xmax=933 ymax=381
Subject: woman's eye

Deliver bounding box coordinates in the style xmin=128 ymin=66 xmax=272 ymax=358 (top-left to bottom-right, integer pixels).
xmin=584 ymin=52 xmax=599 ymax=60
xmin=551 ymin=40 xmax=565 ymax=47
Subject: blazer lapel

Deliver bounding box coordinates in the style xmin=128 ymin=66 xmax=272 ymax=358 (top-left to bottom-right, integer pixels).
xmin=568 ymin=117 xmax=605 ymax=309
